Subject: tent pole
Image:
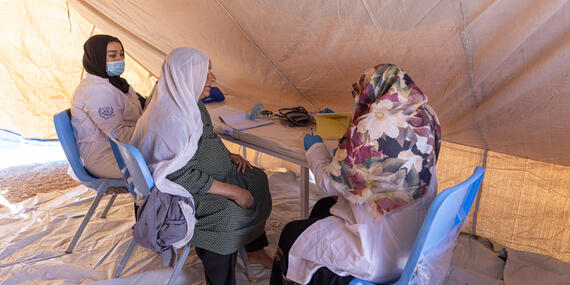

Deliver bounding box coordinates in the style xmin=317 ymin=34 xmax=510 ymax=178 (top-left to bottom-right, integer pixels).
xmin=471 ymin=149 xmax=488 ymax=235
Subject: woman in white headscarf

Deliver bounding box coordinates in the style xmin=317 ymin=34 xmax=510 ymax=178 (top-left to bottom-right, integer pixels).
xmin=130 ymin=47 xmax=272 ymax=284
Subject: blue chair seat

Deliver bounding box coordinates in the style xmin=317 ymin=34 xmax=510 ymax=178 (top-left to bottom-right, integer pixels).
xmin=108 ymin=133 xmax=254 ymax=283
xmin=350 ymin=167 xmax=485 ymax=285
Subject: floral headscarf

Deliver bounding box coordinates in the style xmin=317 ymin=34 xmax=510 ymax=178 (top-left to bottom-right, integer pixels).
xmin=328 ymin=64 xmax=441 ymax=217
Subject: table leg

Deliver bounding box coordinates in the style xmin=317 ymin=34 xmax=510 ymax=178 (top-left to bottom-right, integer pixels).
xmin=241 ymin=145 xmax=247 ymax=160
xmin=299 ymin=166 xmax=309 ymax=219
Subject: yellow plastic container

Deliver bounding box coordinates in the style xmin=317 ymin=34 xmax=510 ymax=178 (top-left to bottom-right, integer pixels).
xmin=315 ymin=113 xmax=352 ymax=140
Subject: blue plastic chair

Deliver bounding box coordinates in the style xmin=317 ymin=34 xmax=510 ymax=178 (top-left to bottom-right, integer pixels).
xmin=350 ymin=167 xmax=486 ymax=285
xmin=53 ymin=109 xmax=128 ymax=254
xmin=108 ymin=133 xmax=254 ymax=284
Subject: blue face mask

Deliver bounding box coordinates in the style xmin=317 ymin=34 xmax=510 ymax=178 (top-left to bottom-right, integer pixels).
xmin=107 ymin=60 xmax=125 ymax=76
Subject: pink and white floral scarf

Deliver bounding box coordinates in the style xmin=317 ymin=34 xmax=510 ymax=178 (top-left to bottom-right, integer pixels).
xmin=328 ymin=64 xmax=441 ymax=217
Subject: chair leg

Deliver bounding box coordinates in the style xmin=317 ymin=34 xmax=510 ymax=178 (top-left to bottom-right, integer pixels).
xmin=100 ymin=194 xmax=118 ymax=218
xmin=166 ymin=244 xmax=191 ymax=285
xmin=239 ymin=247 xmax=254 ymax=281
xmin=66 ymin=193 xmax=104 ymax=254
xmin=113 ymin=238 xmax=138 ymax=278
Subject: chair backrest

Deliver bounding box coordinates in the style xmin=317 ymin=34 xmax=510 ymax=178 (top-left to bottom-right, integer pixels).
xmin=397 ymin=166 xmax=485 ymax=284
xmin=53 ymin=109 xmax=98 ymax=183
xmin=108 ymin=132 xmax=154 ymax=200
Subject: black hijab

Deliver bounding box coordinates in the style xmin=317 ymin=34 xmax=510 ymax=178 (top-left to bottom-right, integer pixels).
xmin=82 ymin=34 xmax=130 ymax=94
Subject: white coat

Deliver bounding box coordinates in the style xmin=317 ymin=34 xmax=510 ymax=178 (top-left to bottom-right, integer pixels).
xmin=70 ymin=74 xmax=142 ymax=178
xmin=286 ymin=142 xmax=437 ymax=284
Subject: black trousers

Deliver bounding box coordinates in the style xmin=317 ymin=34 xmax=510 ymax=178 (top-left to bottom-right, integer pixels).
xmin=270 ymin=197 xmax=354 ymax=285
xmin=196 ymin=232 xmax=269 ymax=285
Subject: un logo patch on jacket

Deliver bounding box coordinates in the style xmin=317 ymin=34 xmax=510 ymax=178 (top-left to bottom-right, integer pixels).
xmin=98 ymin=106 xmax=115 ymax=120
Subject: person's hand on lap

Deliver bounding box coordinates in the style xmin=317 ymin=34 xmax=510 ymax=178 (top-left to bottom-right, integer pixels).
xmin=229 ymin=153 xmax=253 ymax=173
xmin=231 ymin=186 xmax=254 ymax=208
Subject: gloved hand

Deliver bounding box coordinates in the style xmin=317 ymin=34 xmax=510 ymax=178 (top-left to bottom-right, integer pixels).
xmin=304 ymin=134 xmax=323 ymax=150
xmin=319 ymin=108 xmax=334 ymax=113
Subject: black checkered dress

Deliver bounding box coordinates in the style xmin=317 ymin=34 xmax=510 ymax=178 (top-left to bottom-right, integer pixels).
xmin=167 ymin=102 xmax=272 ymax=255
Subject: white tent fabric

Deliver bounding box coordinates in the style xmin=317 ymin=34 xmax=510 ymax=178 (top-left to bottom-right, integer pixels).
xmin=1 ymin=170 xmax=568 ymax=284
xmin=0 ymin=0 xmax=156 ymax=139
xmin=69 ymin=0 xmax=570 ymax=166
xmin=0 ymin=171 xmax=310 ymax=284
xmin=69 ymin=0 xmax=570 ymax=264
xmin=0 ymin=0 xmax=569 ymax=269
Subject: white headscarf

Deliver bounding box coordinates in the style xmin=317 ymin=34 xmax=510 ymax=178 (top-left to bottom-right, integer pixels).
xmin=130 ymin=47 xmax=208 ymax=246
xmin=131 ymin=47 xmax=208 ymax=197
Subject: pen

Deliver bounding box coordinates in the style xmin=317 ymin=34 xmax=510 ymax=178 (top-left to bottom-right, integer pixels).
xmin=310 ymin=127 xmax=314 ymax=136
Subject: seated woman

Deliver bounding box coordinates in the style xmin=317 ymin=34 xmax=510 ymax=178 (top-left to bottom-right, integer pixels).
xmin=130 ymin=47 xmax=273 ymax=284
xmin=71 ymin=34 xmax=144 ymax=178
xmin=271 ymin=64 xmax=441 ymax=284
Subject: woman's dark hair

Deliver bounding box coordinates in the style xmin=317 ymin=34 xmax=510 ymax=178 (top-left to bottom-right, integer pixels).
xmin=82 ymin=34 xmax=130 ymax=94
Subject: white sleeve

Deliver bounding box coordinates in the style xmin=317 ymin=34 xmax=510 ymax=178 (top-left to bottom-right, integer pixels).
xmin=81 ymin=85 xmax=135 ymax=143
xmin=305 ymin=142 xmax=342 ymax=196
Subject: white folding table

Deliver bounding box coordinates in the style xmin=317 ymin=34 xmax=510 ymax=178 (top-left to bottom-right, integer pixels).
xmin=215 ymin=123 xmax=312 ymax=219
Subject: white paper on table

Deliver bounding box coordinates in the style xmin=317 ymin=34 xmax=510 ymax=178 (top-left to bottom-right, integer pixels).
xmin=208 ymin=106 xmax=272 ymax=131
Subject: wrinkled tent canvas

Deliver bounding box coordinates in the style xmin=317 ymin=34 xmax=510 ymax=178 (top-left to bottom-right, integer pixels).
xmin=0 ymin=0 xmax=568 ymax=275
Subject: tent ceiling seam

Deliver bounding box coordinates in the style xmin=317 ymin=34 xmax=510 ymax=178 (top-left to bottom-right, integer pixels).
xmin=360 ymin=0 xmax=383 ymax=34
xmin=448 ymin=0 xmax=566 ymax=123
xmin=446 ymin=3 xmax=569 ymax=166
xmin=411 ymin=0 xmax=444 ymax=29
xmin=65 ymin=0 xmax=72 ymax=32
xmin=458 ymin=0 xmax=489 ymax=151
xmin=436 ymin=0 xmax=559 ymax=115
xmin=461 ymin=0 xmax=497 ymax=30
xmin=459 ymin=0 xmax=487 ymax=237
xmin=467 ymin=0 xmax=565 ymax=87
xmin=214 ymin=0 xmax=319 ymax=109
xmin=71 ymin=0 xmax=167 ymax=72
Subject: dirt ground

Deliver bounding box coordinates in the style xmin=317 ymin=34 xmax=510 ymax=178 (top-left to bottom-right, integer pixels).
xmin=0 ymin=160 xmax=80 ymax=205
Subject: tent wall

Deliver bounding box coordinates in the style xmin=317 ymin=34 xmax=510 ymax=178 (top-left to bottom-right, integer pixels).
xmin=0 ymin=0 xmax=568 ymax=263
xmin=70 ymin=0 xmax=570 ymax=167
xmin=0 ymin=0 xmax=156 ymax=139
xmin=69 ymin=0 xmax=313 ymax=109
xmin=436 ymin=141 xmax=570 ymax=263
xmin=66 ymin=0 xmax=570 ymax=262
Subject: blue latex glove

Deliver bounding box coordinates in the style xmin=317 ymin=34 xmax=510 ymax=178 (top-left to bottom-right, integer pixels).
xmin=332 ymin=148 xmax=337 ymax=156
xmin=304 ymin=134 xmax=323 ymax=150
xmin=319 ymin=108 xmax=334 ymax=113
xmin=201 ymin=87 xmax=225 ymax=104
